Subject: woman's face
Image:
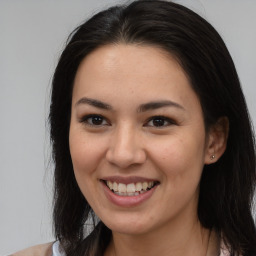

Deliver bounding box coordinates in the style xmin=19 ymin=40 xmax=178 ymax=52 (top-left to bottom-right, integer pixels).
xmin=69 ymin=44 xmax=213 ymax=235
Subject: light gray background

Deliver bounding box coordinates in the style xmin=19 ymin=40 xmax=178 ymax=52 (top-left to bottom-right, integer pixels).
xmin=1 ymin=0 xmax=255 ymax=255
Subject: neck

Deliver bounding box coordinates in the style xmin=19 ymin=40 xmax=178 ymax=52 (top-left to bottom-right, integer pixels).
xmin=105 ymin=217 xmax=217 ymax=256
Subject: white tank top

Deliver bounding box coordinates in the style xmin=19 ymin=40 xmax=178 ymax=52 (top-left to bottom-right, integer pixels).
xmin=52 ymin=241 xmax=65 ymax=256
xmin=52 ymin=239 xmax=231 ymax=256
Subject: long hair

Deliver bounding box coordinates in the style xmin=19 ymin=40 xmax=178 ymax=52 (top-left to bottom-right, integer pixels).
xmin=49 ymin=1 xmax=256 ymax=255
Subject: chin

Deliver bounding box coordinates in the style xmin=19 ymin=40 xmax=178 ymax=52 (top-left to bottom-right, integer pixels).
xmin=107 ymin=223 xmax=150 ymax=236
xmin=101 ymin=213 xmax=156 ymax=236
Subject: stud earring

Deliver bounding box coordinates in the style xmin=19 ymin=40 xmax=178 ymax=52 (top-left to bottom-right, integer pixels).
xmin=210 ymin=155 xmax=215 ymax=160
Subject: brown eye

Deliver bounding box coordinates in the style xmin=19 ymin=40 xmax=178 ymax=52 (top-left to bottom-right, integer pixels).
xmin=146 ymin=116 xmax=176 ymax=127
xmin=90 ymin=116 xmax=104 ymax=125
xmin=80 ymin=115 xmax=109 ymax=126
xmin=152 ymin=118 xmax=166 ymax=127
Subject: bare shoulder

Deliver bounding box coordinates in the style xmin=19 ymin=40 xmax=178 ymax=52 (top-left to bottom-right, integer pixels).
xmin=10 ymin=242 xmax=53 ymax=256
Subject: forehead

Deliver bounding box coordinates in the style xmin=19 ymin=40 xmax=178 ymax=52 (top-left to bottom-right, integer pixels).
xmin=72 ymin=44 xmax=200 ymax=112
xmin=74 ymin=44 xmax=183 ymax=83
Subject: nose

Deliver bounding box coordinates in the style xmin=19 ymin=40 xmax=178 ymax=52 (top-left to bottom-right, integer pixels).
xmin=106 ymin=124 xmax=147 ymax=169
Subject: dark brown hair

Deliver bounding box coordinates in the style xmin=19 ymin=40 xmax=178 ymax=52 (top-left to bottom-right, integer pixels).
xmin=49 ymin=1 xmax=256 ymax=255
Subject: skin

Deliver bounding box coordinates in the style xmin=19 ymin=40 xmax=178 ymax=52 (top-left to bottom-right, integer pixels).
xmin=69 ymin=44 xmax=227 ymax=256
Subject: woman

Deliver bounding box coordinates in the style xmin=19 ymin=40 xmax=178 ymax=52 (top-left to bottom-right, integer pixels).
xmin=13 ymin=0 xmax=256 ymax=255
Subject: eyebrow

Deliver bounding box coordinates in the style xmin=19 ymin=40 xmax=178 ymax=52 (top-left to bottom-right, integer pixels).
xmin=75 ymin=97 xmax=112 ymax=110
xmin=138 ymin=100 xmax=185 ymax=112
xmin=75 ymin=97 xmax=184 ymax=112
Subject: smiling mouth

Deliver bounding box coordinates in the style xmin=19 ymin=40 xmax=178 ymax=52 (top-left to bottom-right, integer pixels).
xmin=102 ymin=180 xmax=160 ymax=196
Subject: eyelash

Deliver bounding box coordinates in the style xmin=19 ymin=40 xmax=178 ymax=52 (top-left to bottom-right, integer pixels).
xmin=79 ymin=114 xmax=176 ymax=128
xmin=79 ymin=114 xmax=110 ymax=127
xmin=144 ymin=116 xmax=176 ymax=128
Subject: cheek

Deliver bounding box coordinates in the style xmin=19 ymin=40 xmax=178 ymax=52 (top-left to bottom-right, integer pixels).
xmin=69 ymin=129 xmax=106 ymax=177
xmin=69 ymin=130 xmax=107 ymax=204
xmin=149 ymin=135 xmax=206 ymax=181
xmin=149 ymin=136 xmax=206 ymax=214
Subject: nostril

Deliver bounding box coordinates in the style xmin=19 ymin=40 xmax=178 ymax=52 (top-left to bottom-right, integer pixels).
xmin=106 ymin=147 xmax=146 ymax=168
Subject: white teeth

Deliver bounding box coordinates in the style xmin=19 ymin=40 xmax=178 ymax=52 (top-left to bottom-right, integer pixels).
xmin=142 ymin=182 xmax=148 ymax=190
xmin=113 ymin=182 xmax=118 ymax=192
xmin=107 ymin=181 xmax=113 ymax=190
xmin=105 ymin=180 xmax=156 ymax=196
xmin=118 ymin=183 xmax=126 ymax=193
xmin=135 ymin=182 xmax=142 ymax=191
xmin=127 ymin=183 xmax=136 ymax=193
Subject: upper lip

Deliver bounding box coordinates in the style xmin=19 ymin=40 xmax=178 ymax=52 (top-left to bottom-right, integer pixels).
xmin=100 ymin=176 xmax=160 ymax=185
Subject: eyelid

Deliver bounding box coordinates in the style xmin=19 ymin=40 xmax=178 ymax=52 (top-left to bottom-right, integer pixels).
xmin=144 ymin=115 xmax=177 ymax=127
xmin=79 ymin=114 xmax=110 ymax=126
xmin=79 ymin=114 xmax=176 ymax=128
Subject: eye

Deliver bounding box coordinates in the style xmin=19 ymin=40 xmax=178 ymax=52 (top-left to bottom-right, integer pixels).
xmin=80 ymin=114 xmax=109 ymax=126
xmin=145 ymin=116 xmax=176 ymax=128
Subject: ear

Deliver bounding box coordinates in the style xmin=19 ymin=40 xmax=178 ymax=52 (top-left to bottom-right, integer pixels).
xmin=204 ymin=116 xmax=229 ymax=165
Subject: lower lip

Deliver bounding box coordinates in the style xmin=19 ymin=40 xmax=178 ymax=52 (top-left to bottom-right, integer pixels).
xmin=101 ymin=181 xmax=158 ymax=207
